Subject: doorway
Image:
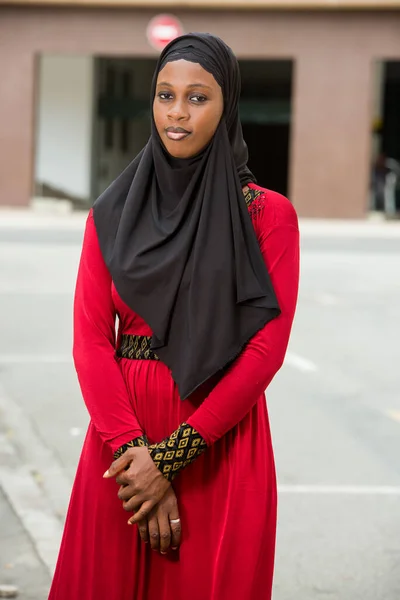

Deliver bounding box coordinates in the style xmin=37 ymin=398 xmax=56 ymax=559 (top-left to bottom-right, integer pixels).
xmin=92 ymin=57 xmax=293 ymax=200
xmin=370 ymin=61 xmax=400 ymax=216
xmin=239 ymin=60 xmax=293 ymax=196
xmin=92 ymin=57 xmax=155 ymax=199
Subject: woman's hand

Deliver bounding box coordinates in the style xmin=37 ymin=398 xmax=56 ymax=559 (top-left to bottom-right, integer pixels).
xmin=135 ymin=486 xmax=182 ymax=554
xmin=104 ymin=447 xmax=170 ymax=523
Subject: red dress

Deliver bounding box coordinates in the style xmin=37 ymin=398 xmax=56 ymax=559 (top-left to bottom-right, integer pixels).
xmin=49 ymin=184 xmax=299 ymax=600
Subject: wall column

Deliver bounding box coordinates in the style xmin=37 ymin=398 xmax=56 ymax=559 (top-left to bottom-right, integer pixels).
xmin=289 ymin=50 xmax=373 ymax=218
xmin=0 ymin=48 xmax=35 ymax=207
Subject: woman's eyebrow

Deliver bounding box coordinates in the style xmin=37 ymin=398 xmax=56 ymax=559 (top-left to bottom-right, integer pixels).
xmin=156 ymin=81 xmax=212 ymax=91
xmin=187 ymin=83 xmax=212 ymax=90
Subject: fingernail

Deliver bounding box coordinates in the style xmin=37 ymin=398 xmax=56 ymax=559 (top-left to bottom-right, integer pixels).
xmin=127 ymin=521 xmax=133 ymax=525
xmin=171 ymin=547 xmax=177 ymax=550
xmin=160 ymin=551 xmax=167 ymax=555
xmin=103 ymin=470 xmax=110 ymax=478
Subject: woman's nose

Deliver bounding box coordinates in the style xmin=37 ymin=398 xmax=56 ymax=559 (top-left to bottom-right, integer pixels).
xmin=167 ymin=99 xmax=189 ymax=121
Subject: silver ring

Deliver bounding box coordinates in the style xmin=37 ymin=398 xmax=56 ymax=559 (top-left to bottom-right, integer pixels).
xmin=169 ymin=518 xmax=181 ymax=524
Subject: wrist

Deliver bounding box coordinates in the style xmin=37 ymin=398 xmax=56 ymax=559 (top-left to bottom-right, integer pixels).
xmin=148 ymin=423 xmax=207 ymax=482
xmin=113 ymin=434 xmax=149 ymax=460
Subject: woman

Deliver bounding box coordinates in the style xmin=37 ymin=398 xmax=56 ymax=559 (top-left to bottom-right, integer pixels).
xmin=49 ymin=33 xmax=299 ymax=600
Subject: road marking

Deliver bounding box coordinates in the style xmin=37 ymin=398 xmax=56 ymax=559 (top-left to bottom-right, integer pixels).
xmin=314 ymin=292 xmax=340 ymax=306
xmin=0 ymin=355 xmax=72 ymax=364
xmin=385 ymin=409 xmax=400 ymax=424
xmin=278 ymin=484 xmax=400 ymax=495
xmin=0 ymin=287 xmax=72 ymax=295
xmin=69 ymin=427 xmax=83 ymax=437
xmin=285 ymin=352 xmax=318 ymax=373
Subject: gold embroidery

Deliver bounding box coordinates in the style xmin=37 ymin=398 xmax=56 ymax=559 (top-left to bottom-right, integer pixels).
xmin=148 ymin=423 xmax=207 ymax=482
xmin=113 ymin=435 xmax=148 ymax=459
xmin=244 ymin=186 xmax=266 ymax=217
xmin=244 ymin=187 xmax=262 ymax=209
xmin=117 ymin=335 xmax=159 ymax=361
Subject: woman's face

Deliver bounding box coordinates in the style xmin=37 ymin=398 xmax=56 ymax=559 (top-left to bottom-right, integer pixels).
xmin=153 ymin=59 xmax=224 ymax=159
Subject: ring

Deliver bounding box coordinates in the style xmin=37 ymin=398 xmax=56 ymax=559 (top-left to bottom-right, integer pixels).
xmin=169 ymin=518 xmax=181 ymax=524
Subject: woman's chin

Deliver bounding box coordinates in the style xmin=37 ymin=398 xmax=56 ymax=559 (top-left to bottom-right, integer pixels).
xmin=167 ymin=147 xmax=195 ymax=159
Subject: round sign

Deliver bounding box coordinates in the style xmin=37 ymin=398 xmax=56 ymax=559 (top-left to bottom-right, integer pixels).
xmin=147 ymin=14 xmax=184 ymax=51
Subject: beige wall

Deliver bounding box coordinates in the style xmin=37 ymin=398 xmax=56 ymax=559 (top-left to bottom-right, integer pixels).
xmin=2 ymin=0 xmax=400 ymax=9
xmin=0 ymin=8 xmax=400 ymax=216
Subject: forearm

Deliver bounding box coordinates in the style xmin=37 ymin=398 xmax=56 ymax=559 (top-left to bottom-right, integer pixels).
xmin=187 ymin=314 xmax=291 ymax=445
xmin=188 ymin=225 xmax=299 ymax=446
xmin=74 ymin=336 xmax=145 ymax=453
xmin=74 ymin=211 xmax=144 ymax=453
xmin=114 ymin=423 xmax=207 ymax=481
xmin=113 ymin=434 xmax=149 ymax=459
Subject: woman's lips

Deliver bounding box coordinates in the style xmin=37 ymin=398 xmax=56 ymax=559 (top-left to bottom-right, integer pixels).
xmin=166 ymin=129 xmax=191 ymax=141
xmin=166 ymin=131 xmax=191 ymax=141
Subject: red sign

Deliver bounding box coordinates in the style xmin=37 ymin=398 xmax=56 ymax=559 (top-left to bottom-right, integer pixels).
xmin=147 ymin=14 xmax=184 ymax=51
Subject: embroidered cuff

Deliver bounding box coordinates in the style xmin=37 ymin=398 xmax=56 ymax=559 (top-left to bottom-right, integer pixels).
xmin=148 ymin=423 xmax=207 ymax=482
xmin=113 ymin=435 xmax=149 ymax=460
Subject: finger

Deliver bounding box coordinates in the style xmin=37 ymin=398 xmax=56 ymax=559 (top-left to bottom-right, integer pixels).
xmin=169 ymin=516 xmax=182 ymax=550
xmin=103 ymin=455 xmax=131 ymax=478
xmin=135 ymin=518 xmax=149 ymax=544
xmin=148 ymin=514 xmax=160 ymax=551
xmin=115 ymin=472 xmax=132 ymax=486
xmin=118 ymin=484 xmax=138 ymax=502
xmin=129 ymin=500 xmax=154 ymax=524
xmin=122 ymin=495 xmax=145 ymax=513
xmin=158 ymin=512 xmax=171 ymax=555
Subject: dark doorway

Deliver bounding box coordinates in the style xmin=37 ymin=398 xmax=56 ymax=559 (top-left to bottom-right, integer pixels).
xmin=92 ymin=57 xmax=293 ymax=199
xmin=243 ymin=123 xmax=290 ymax=195
xmin=239 ymin=60 xmax=293 ymax=196
xmin=370 ymin=61 xmax=400 ymax=214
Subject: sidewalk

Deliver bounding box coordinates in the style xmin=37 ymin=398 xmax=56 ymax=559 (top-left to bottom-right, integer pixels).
xmin=0 ymin=489 xmax=51 ymax=599
xmin=1 ymin=206 xmax=400 ymax=237
xmin=0 ymin=383 xmax=67 ymax=599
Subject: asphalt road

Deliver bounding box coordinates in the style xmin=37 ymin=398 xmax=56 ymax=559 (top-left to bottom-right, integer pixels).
xmin=0 ymin=214 xmax=399 ymax=599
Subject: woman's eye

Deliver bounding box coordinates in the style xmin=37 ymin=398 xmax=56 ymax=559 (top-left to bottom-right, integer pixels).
xmin=190 ymin=95 xmax=207 ymax=103
xmin=158 ymin=92 xmax=173 ymax=100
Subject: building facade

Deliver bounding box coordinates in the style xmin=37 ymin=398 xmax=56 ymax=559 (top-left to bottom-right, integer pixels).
xmin=1 ymin=0 xmax=400 ymax=218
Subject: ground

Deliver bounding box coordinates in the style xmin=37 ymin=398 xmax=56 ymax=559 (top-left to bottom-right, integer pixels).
xmin=0 ymin=210 xmax=399 ymax=599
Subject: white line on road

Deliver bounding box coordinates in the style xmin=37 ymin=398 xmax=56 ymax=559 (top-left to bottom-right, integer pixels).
xmin=0 ymin=287 xmax=72 ymax=295
xmin=385 ymin=409 xmax=400 ymax=424
xmin=285 ymin=352 xmax=318 ymax=373
xmin=0 ymin=355 xmax=72 ymax=364
xmin=278 ymin=484 xmax=400 ymax=495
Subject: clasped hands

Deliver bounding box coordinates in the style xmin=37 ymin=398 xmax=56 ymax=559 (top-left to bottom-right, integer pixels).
xmin=104 ymin=447 xmax=181 ymax=554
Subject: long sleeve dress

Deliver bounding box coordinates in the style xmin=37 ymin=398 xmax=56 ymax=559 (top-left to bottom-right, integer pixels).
xmin=49 ymin=184 xmax=300 ymax=600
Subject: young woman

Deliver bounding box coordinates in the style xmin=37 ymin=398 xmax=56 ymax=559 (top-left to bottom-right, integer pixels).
xmin=49 ymin=33 xmax=299 ymax=600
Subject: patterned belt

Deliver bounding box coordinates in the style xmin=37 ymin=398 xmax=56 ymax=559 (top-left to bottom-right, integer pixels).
xmin=116 ymin=334 xmax=160 ymax=361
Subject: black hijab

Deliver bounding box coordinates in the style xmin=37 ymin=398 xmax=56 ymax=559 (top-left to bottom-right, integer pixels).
xmin=93 ymin=33 xmax=280 ymax=400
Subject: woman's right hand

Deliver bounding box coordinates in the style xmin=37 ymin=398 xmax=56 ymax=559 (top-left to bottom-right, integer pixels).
xmin=133 ymin=486 xmax=182 ymax=554
xmin=104 ymin=446 xmax=171 ymax=523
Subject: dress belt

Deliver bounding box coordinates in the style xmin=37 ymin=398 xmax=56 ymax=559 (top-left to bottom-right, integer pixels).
xmin=116 ymin=334 xmax=160 ymax=361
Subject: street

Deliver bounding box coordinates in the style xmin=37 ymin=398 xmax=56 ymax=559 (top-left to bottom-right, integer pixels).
xmin=0 ymin=211 xmax=400 ymax=599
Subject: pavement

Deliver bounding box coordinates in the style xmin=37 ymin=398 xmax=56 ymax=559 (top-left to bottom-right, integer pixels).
xmin=0 ymin=207 xmax=400 ymax=599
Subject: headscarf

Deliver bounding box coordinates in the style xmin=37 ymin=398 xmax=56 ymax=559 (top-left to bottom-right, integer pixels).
xmin=93 ymin=33 xmax=280 ymax=400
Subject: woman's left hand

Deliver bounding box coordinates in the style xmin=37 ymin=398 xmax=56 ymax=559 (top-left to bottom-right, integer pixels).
xmin=104 ymin=446 xmax=170 ymax=523
xmin=135 ymin=486 xmax=182 ymax=553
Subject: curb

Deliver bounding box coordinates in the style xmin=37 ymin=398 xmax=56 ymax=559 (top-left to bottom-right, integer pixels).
xmin=0 ymin=383 xmax=72 ymax=576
